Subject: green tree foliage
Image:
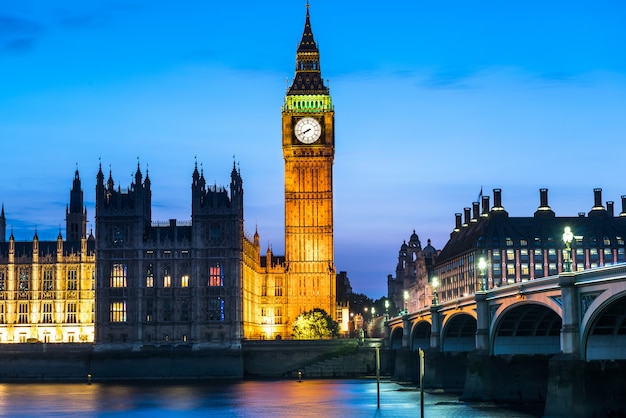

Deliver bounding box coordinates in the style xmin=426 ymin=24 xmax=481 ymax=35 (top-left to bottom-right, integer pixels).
xmin=291 ymin=308 xmax=339 ymax=339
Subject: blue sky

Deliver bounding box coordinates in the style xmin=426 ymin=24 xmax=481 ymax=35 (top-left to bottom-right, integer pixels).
xmin=1 ymin=1 xmax=625 ymax=298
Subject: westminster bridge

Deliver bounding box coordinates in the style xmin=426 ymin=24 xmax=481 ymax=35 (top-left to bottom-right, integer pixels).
xmin=384 ymin=264 xmax=626 ymax=417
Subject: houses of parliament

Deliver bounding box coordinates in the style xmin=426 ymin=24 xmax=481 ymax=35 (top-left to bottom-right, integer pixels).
xmin=0 ymin=6 xmax=341 ymax=348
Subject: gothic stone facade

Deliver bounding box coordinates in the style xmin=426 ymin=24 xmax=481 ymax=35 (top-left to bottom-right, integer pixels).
xmin=0 ymin=170 xmax=95 ymax=343
xmin=94 ymin=163 xmax=244 ymax=349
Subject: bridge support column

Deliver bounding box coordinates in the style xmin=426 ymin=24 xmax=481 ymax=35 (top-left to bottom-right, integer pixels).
xmin=475 ymin=292 xmax=489 ymax=351
xmin=383 ymin=321 xmax=390 ymax=348
xmin=401 ymin=315 xmax=410 ymax=349
xmin=429 ymin=305 xmax=440 ymax=351
xmin=558 ymin=273 xmax=579 ymax=356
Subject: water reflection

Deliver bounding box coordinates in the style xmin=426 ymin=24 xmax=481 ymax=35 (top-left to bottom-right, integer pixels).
xmin=0 ymin=380 xmax=540 ymax=417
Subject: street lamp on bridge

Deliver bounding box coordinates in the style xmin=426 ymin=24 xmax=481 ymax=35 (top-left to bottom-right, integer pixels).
xmin=403 ymin=290 xmax=409 ymax=315
xmin=478 ymin=257 xmax=488 ymax=291
xmin=563 ymin=226 xmax=573 ymax=273
xmin=432 ymin=277 xmax=439 ymax=306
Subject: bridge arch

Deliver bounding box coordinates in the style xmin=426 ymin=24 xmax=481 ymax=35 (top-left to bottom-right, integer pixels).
xmin=582 ymin=290 xmax=626 ymax=360
xmin=441 ymin=313 xmax=476 ymax=352
xmin=390 ymin=325 xmax=403 ymax=349
xmin=492 ymin=302 xmax=561 ymax=355
xmin=410 ymin=320 xmax=431 ymax=351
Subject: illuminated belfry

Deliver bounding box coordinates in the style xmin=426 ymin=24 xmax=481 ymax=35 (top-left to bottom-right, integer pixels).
xmin=282 ymin=4 xmax=336 ymax=322
xmin=0 ymin=171 xmax=95 ymax=343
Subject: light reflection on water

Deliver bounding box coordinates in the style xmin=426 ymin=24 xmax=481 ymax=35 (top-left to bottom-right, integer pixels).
xmin=0 ymin=380 xmax=541 ymax=417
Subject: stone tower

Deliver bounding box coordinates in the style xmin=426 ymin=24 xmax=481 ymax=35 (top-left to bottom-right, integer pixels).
xmin=66 ymin=168 xmax=87 ymax=241
xmin=282 ymin=4 xmax=336 ymax=321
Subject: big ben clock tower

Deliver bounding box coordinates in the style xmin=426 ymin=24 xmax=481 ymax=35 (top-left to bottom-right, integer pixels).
xmin=282 ymin=4 xmax=336 ymax=322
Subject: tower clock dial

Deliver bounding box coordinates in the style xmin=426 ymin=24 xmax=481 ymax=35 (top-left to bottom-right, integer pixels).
xmin=294 ymin=117 xmax=322 ymax=144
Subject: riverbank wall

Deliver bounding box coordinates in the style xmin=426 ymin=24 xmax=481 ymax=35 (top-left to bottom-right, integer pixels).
xmin=0 ymin=339 xmax=388 ymax=382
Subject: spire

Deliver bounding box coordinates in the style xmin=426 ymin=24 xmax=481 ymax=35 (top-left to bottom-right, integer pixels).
xmin=288 ymin=3 xmax=328 ymax=95
xmin=298 ymin=2 xmax=317 ymax=53
xmin=97 ymin=159 xmax=104 ymax=185
xmin=135 ymin=158 xmax=142 ymax=186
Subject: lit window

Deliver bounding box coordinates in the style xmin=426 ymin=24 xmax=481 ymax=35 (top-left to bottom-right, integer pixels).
xmin=521 ymin=263 xmax=529 ymax=277
xmin=111 ymin=264 xmax=127 ymax=288
xmin=507 ymin=264 xmax=515 ymax=276
xmin=19 ymin=269 xmax=29 ymax=291
xmin=110 ymin=301 xmax=126 ymax=322
xmin=163 ymin=266 xmax=171 ymax=288
xmin=146 ymin=264 xmax=154 ymax=288
xmin=181 ymin=275 xmax=189 ymax=288
xmin=0 ymin=304 xmax=4 ymax=324
xmin=275 ymin=307 xmax=283 ymax=325
xmin=67 ymin=302 xmax=77 ymax=323
xmin=18 ymin=302 xmax=29 ymax=324
xmin=274 ymin=278 xmax=283 ymax=296
xmin=0 ymin=270 xmax=5 ymax=291
xmin=42 ymin=269 xmax=53 ymax=291
xmin=67 ymin=269 xmax=77 ymax=291
xmin=209 ymin=265 xmax=224 ymax=287
xmin=42 ymin=303 xmax=53 ymax=324
xmin=506 ymin=249 xmax=515 ymax=261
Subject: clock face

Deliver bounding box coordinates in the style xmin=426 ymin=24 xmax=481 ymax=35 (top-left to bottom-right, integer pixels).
xmin=294 ymin=117 xmax=322 ymax=144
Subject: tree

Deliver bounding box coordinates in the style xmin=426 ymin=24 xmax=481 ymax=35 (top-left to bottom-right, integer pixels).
xmin=291 ymin=308 xmax=339 ymax=339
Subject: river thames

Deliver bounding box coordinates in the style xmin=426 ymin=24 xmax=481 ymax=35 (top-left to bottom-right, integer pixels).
xmin=0 ymin=379 xmax=542 ymax=417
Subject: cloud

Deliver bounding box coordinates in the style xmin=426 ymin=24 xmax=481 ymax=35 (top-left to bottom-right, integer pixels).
xmin=0 ymin=15 xmax=44 ymax=53
xmin=420 ymin=68 xmax=476 ymax=89
xmin=53 ymin=3 xmax=141 ymax=30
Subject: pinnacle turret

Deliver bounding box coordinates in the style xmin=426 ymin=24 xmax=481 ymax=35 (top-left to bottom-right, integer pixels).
xmin=287 ymin=4 xmax=328 ymax=95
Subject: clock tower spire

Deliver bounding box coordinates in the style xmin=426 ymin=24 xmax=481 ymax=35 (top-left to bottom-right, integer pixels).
xmin=282 ymin=4 xmax=336 ymax=323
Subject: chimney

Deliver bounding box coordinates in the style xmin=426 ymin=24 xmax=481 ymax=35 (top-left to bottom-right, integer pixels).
xmin=589 ymin=188 xmax=606 ymax=217
xmin=593 ymin=188 xmax=604 ymax=210
xmin=471 ymin=202 xmax=480 ymax=222
xmin=607 ymin=201 xmax=614 ymax=217
xmin=535 ymin=188 xmax=555 ymax=217
xmin=454 ymin=213 xmax=462 ymax=231
xmin=481 ymin=195 xmax=490 ymax=217
xmin=578 ymin=212 xmax=585 ymax=217
xmin=539 ymin=188 xmax=549 ymax=208
xmin=492 ymin=188 xmax=505 ymax=212
xmin=621 ymin=195 xmax=626 ymax=217
xmin=463 ymin=207 xmax=471 ymax=227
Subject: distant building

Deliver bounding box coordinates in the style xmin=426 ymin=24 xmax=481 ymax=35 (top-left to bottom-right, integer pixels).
xmin=432 ymin=188 xmax=626 ymax=303
xmin=0 ymin=170 xmax=95 ymax=343
xmin=387 ymin=231 xmax=439 ymax=315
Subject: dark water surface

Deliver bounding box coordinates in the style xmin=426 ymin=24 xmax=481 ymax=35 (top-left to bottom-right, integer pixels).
xmin=0 ymin=379 xmax=542 ymax=417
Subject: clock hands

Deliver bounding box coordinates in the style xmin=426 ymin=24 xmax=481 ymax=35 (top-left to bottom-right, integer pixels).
xmin=303 ymin=128 xmax=311 ymax=134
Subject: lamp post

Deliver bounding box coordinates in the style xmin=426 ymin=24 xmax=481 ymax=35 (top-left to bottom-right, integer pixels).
xmin=371 ymin=306 xmax=376 ymax=319
xmin=403 ymin=290 xmax=409 ymax=315
xmin=478 ymin=256 xmax=487 ymax=292
xmin=563 ymin=226 xmax=573 ymax=272
xmin=432 ymin=277 xmax=439 ymax=305
xmin=384 ymin=299 xmax=389 ymax=320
